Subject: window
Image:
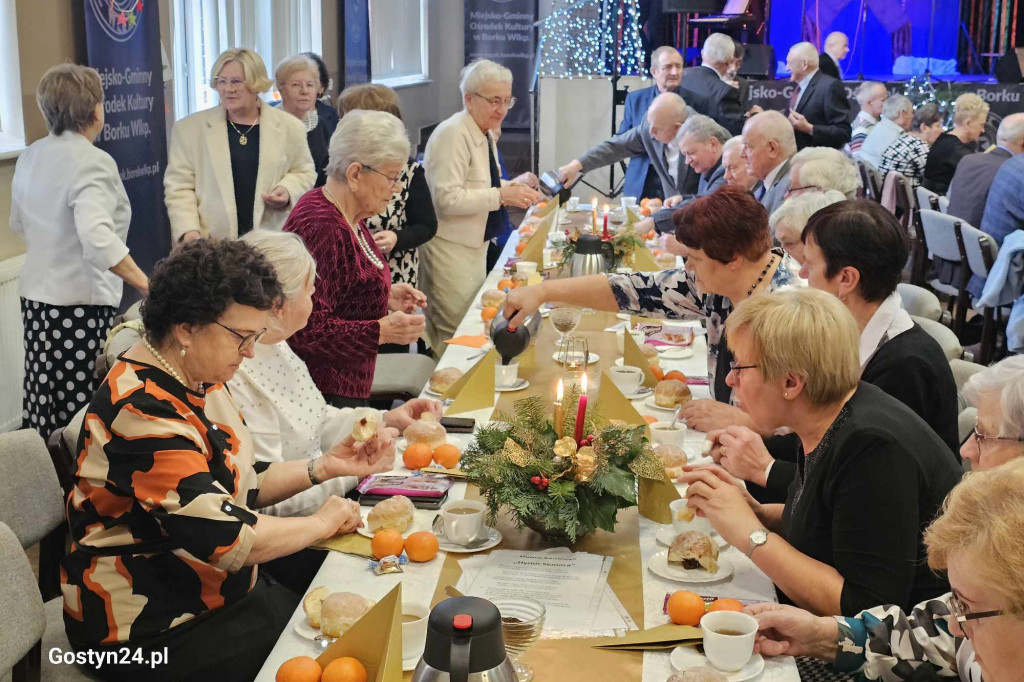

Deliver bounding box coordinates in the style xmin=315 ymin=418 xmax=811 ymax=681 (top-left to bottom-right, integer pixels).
xmin=369 ymin=0 xmax=429 ymax=87
xmin=0 ymin=0 xmax=25 ymax=155
xmin=172 ymin=0 xmax=322 ymax=120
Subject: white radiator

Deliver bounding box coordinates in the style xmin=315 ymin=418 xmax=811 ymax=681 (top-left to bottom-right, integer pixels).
xmin=0 ymin=255 xmax=24 ymax=432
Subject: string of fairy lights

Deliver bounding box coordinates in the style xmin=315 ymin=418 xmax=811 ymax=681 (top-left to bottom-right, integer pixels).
xmin=537 ymin=0 xmax=646 ymax=79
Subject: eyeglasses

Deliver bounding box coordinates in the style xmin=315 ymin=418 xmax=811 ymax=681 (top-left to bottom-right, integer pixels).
xmin=786 ymin=185 xmax=822 ymax=196
xmin=971 ymin=425 xmax=1024 ymax=449
xmin=362 ymin=164 xmax=401 ymax=189
xmin=728 ymin=362 xmax=759 ymax=374
xmin=471 ymin=92 xmax=516 ymax=110
xmin=214 ymin=321 xmax=266 ymax=353
xmin=214 ymin=77 xmax=246 ymax=90
xmin=948 ymin=591 xmax=1003 ymax=638
xmin=285 ymin=81 xmax=318 ymax=93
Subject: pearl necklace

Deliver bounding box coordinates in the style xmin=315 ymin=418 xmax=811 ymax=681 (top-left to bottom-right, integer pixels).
xmin=322 ymin=187 xmax=385 ymax=270
xmin=142 ymin=335 xmax=191 ymax=390
xmin=746 ymin=254 xmax=777 ymax=298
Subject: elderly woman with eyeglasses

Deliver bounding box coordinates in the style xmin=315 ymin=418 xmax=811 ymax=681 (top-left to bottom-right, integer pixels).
xmin=745 ymin=357 xmax=1024 ymax=682
xmin=420 ymin=58 xmax=542 ymax=351
xmin=62 ymin=239 xmax=393 ymax=681
xmin=165 ymin=48 xmax=315 ymax=241
xmin=284 ymin=110 xmax=426 ymax=407
xmin=275 ymin=54 xmax=337 ymax=187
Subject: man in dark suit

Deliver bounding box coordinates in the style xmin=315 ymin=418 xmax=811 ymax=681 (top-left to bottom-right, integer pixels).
xmin=785 ymin=42 xmax=852 ymax=150
xmin=677 ymin=33 xmax=746 ymax=136
xmin=617 ymin=46 xmax=686 ymax=199
xmin=948 ymin=113 xmax=1024 ymax=231
xmin=818 ymin=31 xmax=848 ymax=80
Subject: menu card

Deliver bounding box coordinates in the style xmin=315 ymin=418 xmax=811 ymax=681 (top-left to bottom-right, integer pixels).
xmin=462 ymin=550 xmax=612 ymax=636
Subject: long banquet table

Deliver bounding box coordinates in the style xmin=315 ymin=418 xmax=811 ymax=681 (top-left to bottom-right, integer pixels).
xmin=255 ymin=205 xmax=800 ymax=682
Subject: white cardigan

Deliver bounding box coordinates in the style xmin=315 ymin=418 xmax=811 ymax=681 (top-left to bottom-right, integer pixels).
xmin=227 ymin=341 xmax=382 ymax=517
xmin=10 ymin=131 xmax=131 ymax=307
xmin=423 ymin=110 xmax=509 ymax=248
xmin=164 ymin=103 xmax=315 ymax=241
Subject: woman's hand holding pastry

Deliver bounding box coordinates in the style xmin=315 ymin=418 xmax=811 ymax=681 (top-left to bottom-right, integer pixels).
xmin=678 ymin=464 xmax=761 ymax=547
xmin=313 ymin=496 xmax=363 ymax=538
xmin=385 ymin=399 xmax=443 ymax=432
xmin=324 ymin=429 xmax=398 ymax=479
xmin=707 ymin=426 xmax=774 ymax=487
xmin=681 ymin=399 xmax=752 ymax=433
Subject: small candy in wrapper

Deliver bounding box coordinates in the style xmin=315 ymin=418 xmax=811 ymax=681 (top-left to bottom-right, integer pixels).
xmin=370 ymin=554 xmax=406 ymax=575
xmin=701 ymin=439 xmax=712 ymax=456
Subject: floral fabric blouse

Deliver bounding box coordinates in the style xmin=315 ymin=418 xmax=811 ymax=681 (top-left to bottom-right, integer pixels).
xmin=607 ymin=248 xmax=803 ymax=402
xmin=834 ymin=594 xmax=983 ymax=682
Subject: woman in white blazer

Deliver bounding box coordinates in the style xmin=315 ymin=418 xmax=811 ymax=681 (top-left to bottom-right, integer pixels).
xmin=10 ymin=65 xmax=148 ymax=438
xmin=164 ymin=48 xmax=315 ymax=242
xmin=420 ymin=59 xmax=541 ymax=350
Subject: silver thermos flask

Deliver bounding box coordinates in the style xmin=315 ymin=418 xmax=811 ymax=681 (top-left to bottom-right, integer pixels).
xmin=569 ymin=233 xmax=608 ymax=278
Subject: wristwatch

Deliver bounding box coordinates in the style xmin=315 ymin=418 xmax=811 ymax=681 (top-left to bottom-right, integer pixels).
xmin=746 ymin=528 xmax=771 ymax=558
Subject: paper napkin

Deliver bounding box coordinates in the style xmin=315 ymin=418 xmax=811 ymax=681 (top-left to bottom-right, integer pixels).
xmin=532 ymin=197 xmax=560 ymax=219
xmin=444 ymin=335 xmax=491 ymax=349
xmin=318 ymin=583 xmax=403 ymax=681
xmin=622 ymin=332 xmax=657 ymax=388
xmin=443 ymin=348 xmax=497 ymax=414
xmin=519 ymin=208 xmax=558 ymax=267
xmin=632 ymin=246 xmax=662 ymax=272
xmin=586 ymin=623 xmax=702 ymax=651
xmin=311 ymin=533 xmax=373 ymax=558
xmin=638 ymin=470 xmax=681 ymax=524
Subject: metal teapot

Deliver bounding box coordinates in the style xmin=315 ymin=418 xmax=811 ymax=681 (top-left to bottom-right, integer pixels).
xmin=489 ymin=310 xmax=540 ymax=365
xmin=570 ymin=233 xmax=610 ymax=278
xmin=410 ymin=596 xmax=517 ymax=682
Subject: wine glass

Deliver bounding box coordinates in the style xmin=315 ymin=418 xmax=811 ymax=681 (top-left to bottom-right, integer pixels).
xmin=491 ymin=597 xmax=546 ymax=682
xmin=550 ymin=306 xmax=581 ymax=344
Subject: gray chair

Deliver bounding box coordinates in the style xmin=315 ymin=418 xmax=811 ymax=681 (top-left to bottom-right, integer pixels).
xmin=912 ymin=315 xmax=966 ymax=361
xmin=958 ymin=222 xmax=1003 ymax=365
xmin=0 ymin=522 xmax=94 ymax=682
xmin=0 ymin=430 xmax=68 ymax=603
xmin=919 ymin=208 xmax=970 ymax=334
xmin=938 ymin=195 xmax=949 ymax=213
xmin=896 ymin=283 xmax=942 ymax=322
xmin=370 ymin=353 xmax=438 ymax=404
xmin=915 ymin=186 xmax=941 ymax=212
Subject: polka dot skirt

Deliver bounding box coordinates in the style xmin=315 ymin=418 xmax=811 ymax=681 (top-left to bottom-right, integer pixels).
xmin=21 ymin=298 xmax=116 ymax=440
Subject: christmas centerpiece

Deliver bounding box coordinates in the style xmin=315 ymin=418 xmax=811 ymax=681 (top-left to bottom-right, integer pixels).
xmin=460 ymin=384 xmax=664 ymax=544
xmin=556 ymin=222 xmax=646 ymax=273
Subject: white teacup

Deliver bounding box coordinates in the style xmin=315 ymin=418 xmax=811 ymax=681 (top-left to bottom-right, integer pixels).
xmin=669 ymin=497 xmax=713 ymax=535
xmin=650 ymin=421 xmax=686 ymax=448
xmin=515 ymin=261 xmax=538 ymax=276
xmin=621 ymin=196 xmax=638 ymax=208
xmin=567 ymin=196 xmax=581 ymax=210
xmin=496 ymin=362 xmax=519 ymax=388
xmin=441 ymin=499 xmax=486 ymax=545
xmin=700 ymin=611 xmax=758 ymax=672
xmin=401 ymin=602 xmax=430 ymax=661
xmin=607 ymin=366 xmax=644 ymax=395
xmin=615 ymin=328 xmax=646 ymax=354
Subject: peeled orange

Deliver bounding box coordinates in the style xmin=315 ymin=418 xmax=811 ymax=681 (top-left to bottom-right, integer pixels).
xmin=481 ymin=306 xmax=498 ymax=322
xmin=433 ymin=443 xmax=461 ymax=469
xmin=371 ymin=528 xmax=405 ymax=560
xmin=403 ymin=442 xmax=433 ymax=470
xmin=276 ymin=656 xmax=322 ymax=682
xmin=667 ymin=590 xmax=706 ymax=626
xmin=707 ymin=598 xmax=744 ymax=613
xmin=405 ymin=531 xmax=440 ymax=562
xmin=322 ymin=657 xmax=367 ymax=682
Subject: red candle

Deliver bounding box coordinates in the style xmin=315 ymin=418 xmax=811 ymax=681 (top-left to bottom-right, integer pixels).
xmin=574 ymin=373 xmax=589 ymax=443
xmin=602 ymin=209 xmax=609 ymax=240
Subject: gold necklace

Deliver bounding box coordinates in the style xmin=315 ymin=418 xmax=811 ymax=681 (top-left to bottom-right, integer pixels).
xmin=227 ymin=113 xmax=259 ymax=145
xmin=142 ymin=334 xmax=190 ymax=389
xmin=322 ymin=187 xmax=385 ymax=269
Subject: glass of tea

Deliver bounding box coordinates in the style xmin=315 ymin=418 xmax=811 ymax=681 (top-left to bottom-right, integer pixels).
xmin=490 ymin=597 xmax=546 ymax=682
xmin=549 ymin=306 xmax=581 ymax=344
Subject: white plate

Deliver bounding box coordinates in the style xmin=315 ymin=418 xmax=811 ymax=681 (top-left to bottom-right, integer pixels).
xmin=551 ymin=351 xmax=601 ymax=365
xmin=423 ymin=388 xmax=443 ymax=398
xmin=648 ymin=550 xmax=733 ymax=584
xmin=655 ymin=525 xmax=728 ymax=549
xmin=437 ymin=526 xmax=502 ymax=554
xmin=645 ymin=396 xmax=682 ymax=412
xmin=558 ymin=217 xmax=572 ymax=224
xmin=293 ymin=618 xmax=326 ymax=641
xmin=356 ymin=512 xmax=435 ymax=539
xmin=657 ymin=346 xmax=695 ymax=359
xmin=670 ymin=647 xmax=764 ymax=682
xmin=625 ymin=386 xmax=653 ymax=400
xmin=495 ymin=379 xmax=530 ymax=393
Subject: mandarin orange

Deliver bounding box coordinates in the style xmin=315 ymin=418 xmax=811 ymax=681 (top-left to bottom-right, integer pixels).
xmin=321 ymin=657 xmax=367 ymax=682
xmin=663 ymin=370 xmax=687 ymax=384
xmin=405 ymin=531 xmax=440 ymax=562
xmin=666 ymin=590 xmax=706 ymax=626
xmin=497 ymin=278 xmax=515 ymax=291
xmin=707 ymin=598 xmax=744 ymax=613
xmin=432 ymin=444 xmax=461 ymax=469
xmin=651 ymin=365 xmax=665 ymax=381
xmin=276 ymin=656 xmax=322 ymax=682
xmin=370 ymin=528 xmax=405 ymax=560
xmin=403 ymin=442 xmax=432 ymax=470
xmin=481 ymin=306 xmax=498 ymax=322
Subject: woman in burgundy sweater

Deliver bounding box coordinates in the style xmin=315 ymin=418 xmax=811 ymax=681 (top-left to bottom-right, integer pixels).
xmin=284 ymin=110 xmax=426 ymax=407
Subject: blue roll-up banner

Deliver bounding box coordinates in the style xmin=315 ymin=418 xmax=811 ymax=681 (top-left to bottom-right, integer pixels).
xmin=464 ymin=0 xmax=537 ymax=129
xmin=82 ymin=0 xmax=170 ymax=305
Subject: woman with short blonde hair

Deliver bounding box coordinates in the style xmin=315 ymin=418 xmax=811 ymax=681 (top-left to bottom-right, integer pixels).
xmin=680 ymin=288 xmax=962 ymax=617
xmin=165 ymin=47 xmax=315 ymax=241
xmin=11 ymin=63 xmax=148 ymax=439
xmin=275 ymin=54 xmax=335 ymax=187
xmin=923 ymin=92 xmax=990 ymax=193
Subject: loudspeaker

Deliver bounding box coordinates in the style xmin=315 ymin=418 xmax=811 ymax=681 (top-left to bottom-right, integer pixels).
xmin=662 ymin=0 xmax=724 ymax=12
xmin=737 ymin=44 xmax=775 ymax=79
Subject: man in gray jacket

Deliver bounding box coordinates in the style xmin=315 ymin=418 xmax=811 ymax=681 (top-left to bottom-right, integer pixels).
xmin=742 ymin=110 xmax=797 ymax=217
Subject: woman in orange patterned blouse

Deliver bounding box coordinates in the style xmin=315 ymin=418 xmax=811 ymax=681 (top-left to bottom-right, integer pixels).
xmin=61 ymin=240 xmax=396 ymax=681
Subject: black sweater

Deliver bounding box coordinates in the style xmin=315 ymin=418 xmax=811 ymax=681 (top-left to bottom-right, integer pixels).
xmin=779 ymin=382 xmax=961 ymax=615
xmin=923 ymin=132 xmax=974 ymax=195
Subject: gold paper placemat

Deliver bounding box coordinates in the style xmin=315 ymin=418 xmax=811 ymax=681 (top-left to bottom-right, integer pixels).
xmin=443 ymin=349 xmax=497 ymax=414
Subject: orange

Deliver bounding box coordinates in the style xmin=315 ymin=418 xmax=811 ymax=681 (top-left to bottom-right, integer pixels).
xmin=645 ymin=230 xmax=656 ymax=240
xmin=667 ymin=590 xmax=706 ymax=626
xmin=663 ymin=370 xmax=687 ymax=384
xmin=497 ymin=278 xmax=515 ymax=291
xmin=707 ymin=598 xmax=744 ymax=613
xmin=405 ymin=531 xmax=440 ymax=562
xmin=433 ymin=443 xmax=461 ymax=469
xmin=277 ymin=656 xmax=322 ymax=682
xmin=640 ymin=198 xmax=651 ymax=208
xmin=515 ymin=241 xmax=527 ymax=255
xmin=651 ymin=365 xmax=665 ymax=381
xmin=481 ymin=306 xmax=498 ymax=322
xmin=321 ymin=657 xmax=367 ymax=682
xmin=537 ymin=200 xmax=548 ymax=209
xmin=403 ymin=442 xmax=433 ymax=470
xmin=643 ymin=415 xmax=659 ymax=425
xmin=640 ymin=206 xmax=652 ymax=217
xmin=371 ymin=528 xmax=405 ymax=560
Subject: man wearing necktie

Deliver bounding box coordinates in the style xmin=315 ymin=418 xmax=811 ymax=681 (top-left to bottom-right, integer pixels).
xmin=784 ymin=42 xmax=852 ymax=151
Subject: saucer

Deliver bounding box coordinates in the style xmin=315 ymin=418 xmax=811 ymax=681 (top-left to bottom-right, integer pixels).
xmin=423 ymin=388 xmax=443 ymax=398
xmin=647 ymin=550 xmax=733 ymax=583
xmin=437 ymin=526 xmax=503 ymax=554
xmin=655 ymin=524 xmax=728 ymax=549
xmin=496 ymin=379 xmax=530 ymax=393
xmin=293 ymin=618 xmax=324 ymax=641
xmin=552 ymin=351 xmax=600 ymax=365
xmin=625 ymin=386 xmax=653 ymax=400
xmin=657 ymin=346 xmax=695 ymax=359
xmin=644 ymin=396 xmax=681 ymax=412
xmin=670 ymin=647 xmax=764 ymax=682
